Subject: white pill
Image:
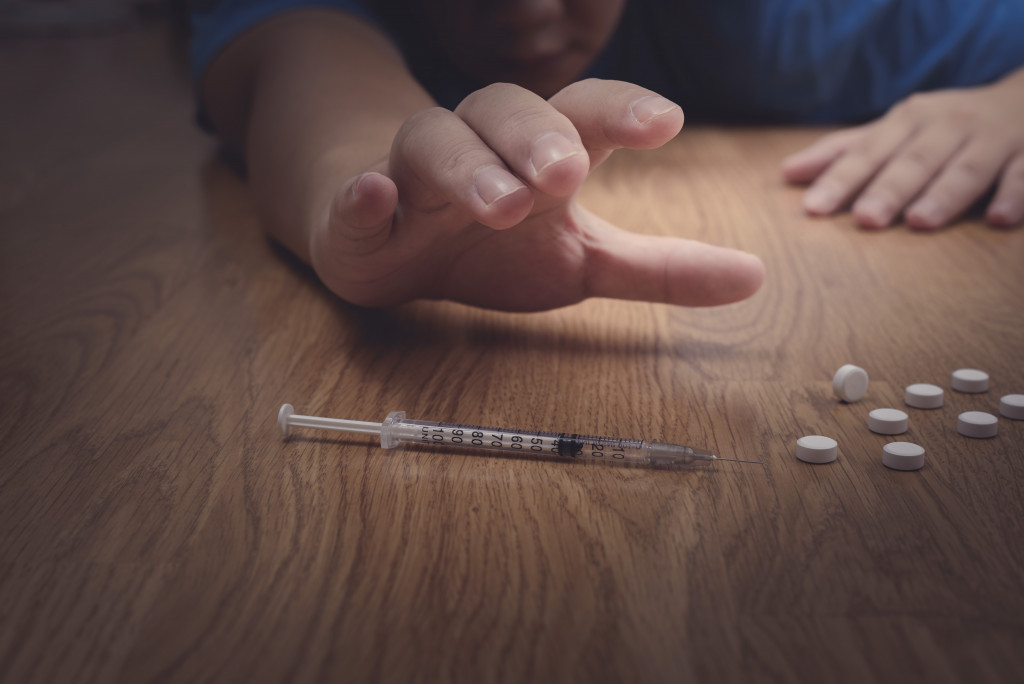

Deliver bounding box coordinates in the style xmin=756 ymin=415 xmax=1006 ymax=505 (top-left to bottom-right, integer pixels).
xmin=796 ymin=435 xmax=838 ymax=464
xmin=1000 ymin=394 xmax=1024 ymax=420
xmin=882 ymin=442 xmax=926 ymax=471
xmin=904 ymin=383 xmax=944 ymax=409
xmin=833 ymin=364 xmax=869 ymax=402
xmin=951 ymin=368 xmax=989 ymax=393
xmin=957 ymin=411 xmax=998 ymax=438
xmin=868 ymin=408 xmax=909 ymax=435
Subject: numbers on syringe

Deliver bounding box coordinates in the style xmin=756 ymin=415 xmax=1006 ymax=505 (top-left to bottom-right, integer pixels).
xmin=497 ymin=433 xmax=555 ymax=453
xmin=589 ymin=443 xmax=626 ymax=459
xmin=418 ymin=425 xmax=560 ymax=455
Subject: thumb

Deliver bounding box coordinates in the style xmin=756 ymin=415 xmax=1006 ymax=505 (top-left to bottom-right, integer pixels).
xmin=310 ymin=171 xmax=399 ymax=302
xmin=326 ymin=171 xmax=398 ymax=256
xmin=580 ymin=208 xmax=765 ymax=306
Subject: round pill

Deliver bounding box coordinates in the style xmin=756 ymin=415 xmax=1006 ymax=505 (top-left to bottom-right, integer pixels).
xmin=904 ymin=383 xmax=944 ymax=409
xmin=833 ymin=364 xmax=869 ymax=402
xmin=951 ymin=368 xmax=989 ymax=393
xmin=882 ymin=442 xmax=926 ymax=471
xmin=1000 ymin=394 xmax=1024 ymax=420
xmin=957 ymin=411 xmax=998 ymax=438
xmin=868 ymin=408 xmax=909 ymax=435
xmin=796 ymin=435 xmax=838 ymax=464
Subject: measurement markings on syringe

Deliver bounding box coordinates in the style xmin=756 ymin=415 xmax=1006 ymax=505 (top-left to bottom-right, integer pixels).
xmin=419 ymin=424 xmax=632 ymax=459
xmin=419 ymin=424 xmax=560 ymax=453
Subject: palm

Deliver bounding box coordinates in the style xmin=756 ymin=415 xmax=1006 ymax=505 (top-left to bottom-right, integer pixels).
xmin=336 ymin=191 xmax=591 ymax=311
xmin=441 ymin=207 xmax=589 ymax=310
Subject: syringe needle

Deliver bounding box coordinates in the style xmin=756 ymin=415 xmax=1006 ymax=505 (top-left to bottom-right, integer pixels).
xmin=713 ymin=455 xmax=768 ymax=472
xmin=679 ymin=447 xmax=762 ymax=467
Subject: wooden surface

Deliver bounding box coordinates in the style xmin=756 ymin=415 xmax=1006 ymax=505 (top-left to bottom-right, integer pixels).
xmin=2 ymin=22 xmax=1023 ymax=684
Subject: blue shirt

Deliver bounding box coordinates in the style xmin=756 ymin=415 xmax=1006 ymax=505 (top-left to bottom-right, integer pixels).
xmin=190 ymin=0 xmax=1024 ymax=123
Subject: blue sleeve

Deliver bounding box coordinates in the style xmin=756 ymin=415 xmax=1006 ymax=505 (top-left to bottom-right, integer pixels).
xmin=603 ymin=0 xmax=1024 ymax=124
xmin=752 ymin=0 xmax=1024 ymax=122
xmin=189 ymin=0 xmax=380 ymax=85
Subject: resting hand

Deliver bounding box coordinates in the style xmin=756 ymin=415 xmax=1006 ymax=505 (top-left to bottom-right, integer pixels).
xmin=781 ymin=68 xmax=1024 ymax=229
xmin=309 ymin=79 xmax=764 ymax=311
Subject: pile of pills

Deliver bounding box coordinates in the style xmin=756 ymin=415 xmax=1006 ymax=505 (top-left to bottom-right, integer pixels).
xmin=795 ymin=365 xmax=1022 ymax=470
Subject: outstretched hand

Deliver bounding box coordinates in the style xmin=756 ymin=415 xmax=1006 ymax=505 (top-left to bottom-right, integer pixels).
xmin=309 ymin=79 xmax=764 ymax=311
xmin=781 ymin=70 xmax=1024 ymax=230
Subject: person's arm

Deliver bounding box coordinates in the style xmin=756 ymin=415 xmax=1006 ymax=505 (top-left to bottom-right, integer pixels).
xmin=202 ymin=9 xmax=432 ymax=260
xmin=781 ymin=64 xmax=1024 ymax=230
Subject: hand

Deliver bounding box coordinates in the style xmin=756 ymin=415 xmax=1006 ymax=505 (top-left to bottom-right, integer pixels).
xmin=309 ymin=79 xmax=764 ymax=311
xmin=780 ymin=70 xmax=1024 ymax=230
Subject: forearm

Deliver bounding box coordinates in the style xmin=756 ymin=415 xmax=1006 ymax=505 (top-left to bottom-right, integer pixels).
xmin=201 ymin=9 xmax=435 ymax=261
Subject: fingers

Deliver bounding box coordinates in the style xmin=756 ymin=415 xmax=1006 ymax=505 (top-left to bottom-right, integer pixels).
xmin=799 ymin=126 xmax=1020 ymax=230
xmin=801 ymin=116 xmax=916 ymax=216
xmin=455 ymin=83 xmax=590 ymax=197
xmin=780 ymin=127 xmax=867 ymax=185
xmin=853 ymin=126 xmax=966 ymax=229
xmin=388 ymin=81 xmax=683 ymax=231
xmin=548 ymin=79 xmax=684 ymax=168
xmin=903 ymin=141 xmax=1009 ymax=229
xmin=792 ymin=85 xmax=1024 ymax=230
xmin=578 ymin=207 xmax=765 ymax=306
xmin=986 ymin=155 xmax=1024 ymax=227
xmin=390 ymin=106 xmax=534 ymax=230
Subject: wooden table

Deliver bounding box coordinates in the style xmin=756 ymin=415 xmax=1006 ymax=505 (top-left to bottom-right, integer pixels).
xmin=2 ymin=20 xmax=1023 ymax=684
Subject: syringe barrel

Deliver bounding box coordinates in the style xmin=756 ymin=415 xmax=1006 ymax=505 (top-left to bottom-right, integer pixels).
xmin=382 ymin=412 xmax=597 ymax=458
xmin=379 ymin=412 xmax=706 ymax=466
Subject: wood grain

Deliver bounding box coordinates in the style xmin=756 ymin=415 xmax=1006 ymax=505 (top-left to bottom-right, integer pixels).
xmin=1 ymin=20 xmax=1023 ymax=684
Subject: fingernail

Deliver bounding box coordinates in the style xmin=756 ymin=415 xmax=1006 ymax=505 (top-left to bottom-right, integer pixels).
xmin=987 ymin=199 xmax=1022 ymax=226
xmin=804 ymin=185 xmax=839 ymax=214
xmin=906 ymin=198 xmax=943 ymax=228
xmin=854 ymin=196 xmax=893 ymax=228
xmin=529 ymin=133 xmax=580 ymax=176
xmin=629 ymin=95 xmax=679 ymax=124
xmin=474 ymin=165 xmax=525 ymax=206
xmin=347 ymin=172 xmax=368 ymax=200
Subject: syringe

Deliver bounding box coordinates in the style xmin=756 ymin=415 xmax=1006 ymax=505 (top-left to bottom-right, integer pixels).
xmin=278 ymin=404 xmax=761 ymax=468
